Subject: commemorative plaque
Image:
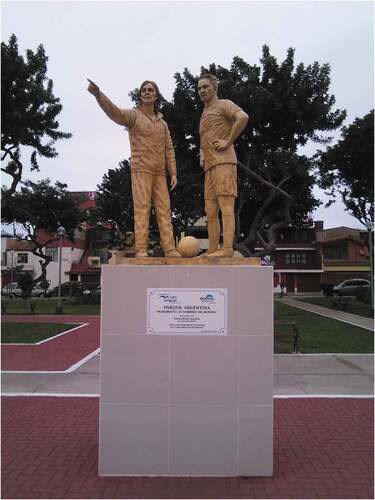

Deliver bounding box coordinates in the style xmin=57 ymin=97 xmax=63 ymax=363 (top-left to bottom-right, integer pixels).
xmin=147 ymin=288 xmax=227 ymax=335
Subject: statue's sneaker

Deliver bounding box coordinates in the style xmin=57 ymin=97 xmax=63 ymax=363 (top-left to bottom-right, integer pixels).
xmin=196 ymin=249 xmax=219 ymax=258
xmin=165 ymin=249 xmax=182 ymax=258
xmin=135 ymin=251 xmax=149 ymax=258
xmin=205 ymin=249 xmax=234 ymax=258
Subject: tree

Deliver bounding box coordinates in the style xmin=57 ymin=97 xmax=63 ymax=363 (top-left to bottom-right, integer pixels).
xmin=94 ymin=160 xmax=134 ymax=247
xmin=1 ymin=179 xmax=81 ymax=289
xmin=315 ymin=109 xmax=374 ymax=229
xmin=17 ymin=272 xmax=34 ymax=300
xmin=160 ymin=46 xmax=345 ymax=254
xmin=1 ymin=34 xmax=72 ymax=208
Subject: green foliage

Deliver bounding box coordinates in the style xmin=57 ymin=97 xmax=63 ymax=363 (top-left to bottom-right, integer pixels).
xmin=16 ymin=272 xmax=34 ymax=299
xmin=2 ymin=178 xmax=81 ymax=288
xmin=1 ymin=34 xmax=72 ymax=206
xmin=2 ymin=179 xmax=80 ymax=240
xmin=316 ymin=109 xmax=374 ymax=228
xmin=160 ymin=46 xmax=344 ymax=251
xmin=95 ymin=160 xmax=133 ymax=244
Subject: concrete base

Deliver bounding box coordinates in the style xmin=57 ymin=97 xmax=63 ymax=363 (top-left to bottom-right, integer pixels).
xmin=99 ymin=263 xmax=273 ymax=476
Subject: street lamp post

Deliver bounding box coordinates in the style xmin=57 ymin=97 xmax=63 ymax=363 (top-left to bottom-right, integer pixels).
xmin=368 ymin=223 xmax=374 ymax=315
xmin=9 ymin=250 xmax=14 ymax=297
xmin=55 ymin=226 xmax=66 ymax=314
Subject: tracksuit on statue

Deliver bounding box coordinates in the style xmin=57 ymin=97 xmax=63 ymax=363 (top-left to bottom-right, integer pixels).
xmin=96 ymin=92 xmax=177 ymax=254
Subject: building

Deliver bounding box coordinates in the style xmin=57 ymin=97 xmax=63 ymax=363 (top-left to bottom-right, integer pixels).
xmin=1 ymin=233 xmax=38 ymax=286
xmin=267 ymin=225 xmax=323 ymax=293
xmin=1 ymin=192 xmax=113 ymax=290
xmin=316 ymin=226 xmax=370 ymax=285
xmin=185 ymin=220 xmax=324 ymax=293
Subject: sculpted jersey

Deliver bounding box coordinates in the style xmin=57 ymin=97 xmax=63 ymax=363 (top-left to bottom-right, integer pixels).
xmin=96 ymin=92 xmax=176 ymax=176
xmin=199 ymin=99 xmax=243 ymax=171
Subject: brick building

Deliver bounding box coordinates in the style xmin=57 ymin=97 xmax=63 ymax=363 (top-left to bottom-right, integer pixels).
xmin=316 ymin=226 xmax=370 ymax=285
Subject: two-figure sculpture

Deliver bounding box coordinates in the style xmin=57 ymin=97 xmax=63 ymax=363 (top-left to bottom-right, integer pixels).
xmin=87 ymin=74 xmax=248 ymax=258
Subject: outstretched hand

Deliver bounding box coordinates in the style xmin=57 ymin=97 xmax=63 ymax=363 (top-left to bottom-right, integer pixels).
xmin=87 ymin=78 xmax=100 ymax=98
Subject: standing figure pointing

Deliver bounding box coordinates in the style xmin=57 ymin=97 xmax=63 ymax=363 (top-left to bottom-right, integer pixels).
xmin=198 ymin=74 xmax=249 ymax=257
xmin=87 ymin=78 xmax=181 ymax=258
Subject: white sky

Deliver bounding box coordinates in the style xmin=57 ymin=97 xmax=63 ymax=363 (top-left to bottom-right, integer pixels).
xmin=2 ymin=0 xmax=374 ymax=229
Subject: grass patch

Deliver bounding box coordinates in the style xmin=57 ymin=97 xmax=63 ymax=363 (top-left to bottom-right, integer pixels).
xmin=1 ymin=323 xmax=79 ymax=343
xmin=1 ymin=298 xmax=100 ymax=315
xmin=274 ymin=301 xmax=373 ymax=354
xmin=295 ymin=296 xmax=373 ymax=319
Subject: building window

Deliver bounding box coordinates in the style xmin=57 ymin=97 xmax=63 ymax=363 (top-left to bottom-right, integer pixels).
xmin=285 ymin=253 xmax=306 ymax=265
xmin=17 ymin=253 xmax=28 ymax=264
xmin=324 ymin=242 xmax=348 ymax=259
xmin=93 ymin=249 xmax=110 ymax=264
xmin=45 ymin=248 xmax=58 ymax=262
xmin=1 ymin=252 xmax=6 ymax=266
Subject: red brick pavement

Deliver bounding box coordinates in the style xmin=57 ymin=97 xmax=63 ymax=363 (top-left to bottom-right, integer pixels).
xmin=1 ymin=316 xmax=100 ymax=371
xmin=1 ymin=397 xmax=373 ymax=499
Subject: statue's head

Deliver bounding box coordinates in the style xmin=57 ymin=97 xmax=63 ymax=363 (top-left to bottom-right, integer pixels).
xmin=137 ymin=80 xmax=162 ymax=112
xmin=197 ymin=73 xmax=218 ymax=103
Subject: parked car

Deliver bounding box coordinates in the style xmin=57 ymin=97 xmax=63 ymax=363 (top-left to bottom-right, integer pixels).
xmin=82 ymin=285 xmax=101 ymax=303
xmin=83 ymin=285 xmax=101 ymax=296
xmin=1 ymin=282 xmax=23 ymax=298
xmin=47 ymin=281 xmax=84 ymax=297
xmin=332 ymin=279 xmax=370 ymax=297
xmin=30 ymin=284 xmax=50 ymax=298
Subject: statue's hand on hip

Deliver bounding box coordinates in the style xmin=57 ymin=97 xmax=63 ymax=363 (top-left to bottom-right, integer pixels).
xmin=87 ymin=78 xmax=100 ymax=98
xmin=213 ymin=139 xmax=230 ymax=151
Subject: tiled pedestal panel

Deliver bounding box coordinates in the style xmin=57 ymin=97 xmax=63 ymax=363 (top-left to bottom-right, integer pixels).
xmin=99 ymin=264 xmax=273 ymax=476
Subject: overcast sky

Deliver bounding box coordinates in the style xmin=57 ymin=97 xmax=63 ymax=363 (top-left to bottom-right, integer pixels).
xmin=2 ymin=0 xmax=374 ymax=229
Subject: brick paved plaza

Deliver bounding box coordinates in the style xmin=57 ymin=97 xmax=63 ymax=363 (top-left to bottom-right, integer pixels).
xmin=1 ymin=396 xmax=373 ymax=499
xmin=1 ymin=313 xmax=373 ymax=499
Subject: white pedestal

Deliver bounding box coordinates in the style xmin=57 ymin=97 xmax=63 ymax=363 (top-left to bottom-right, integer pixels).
xmin=99 ymin=263 xmax=273 ymax=476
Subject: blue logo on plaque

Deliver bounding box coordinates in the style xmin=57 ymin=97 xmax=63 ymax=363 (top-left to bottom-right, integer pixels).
xmin=159 ymin=294 xmax=177 ymax=303
xmin=200 ymin=294 xmax=214 ymax=302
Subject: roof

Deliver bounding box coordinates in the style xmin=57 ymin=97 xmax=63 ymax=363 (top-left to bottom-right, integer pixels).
xmin=6 ymin=240 xmax=36 ymax=251
xmin=319 ymin=235 xmax=366 ymax=246
xmin=70 ymin=262 xmax=101 ymax=274
xmin=316 ymin=226 xmax=366 ymax=242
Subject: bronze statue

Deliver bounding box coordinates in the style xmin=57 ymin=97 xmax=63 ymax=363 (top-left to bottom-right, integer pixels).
xmin=198 ymin=74 xmax=249 ymax=257
xmin=87 ymin=78 xmax=181 ymax=258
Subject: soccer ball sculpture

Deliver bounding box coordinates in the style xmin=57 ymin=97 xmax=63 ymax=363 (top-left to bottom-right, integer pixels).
xmin=177 ymin=236 xmax=201 ymax=258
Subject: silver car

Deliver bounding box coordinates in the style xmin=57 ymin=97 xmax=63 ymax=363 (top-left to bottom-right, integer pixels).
xmin=1 ymin=282 xmax=22 ymax=298
xmin=332 ymin=279 xmax=370 ymax=297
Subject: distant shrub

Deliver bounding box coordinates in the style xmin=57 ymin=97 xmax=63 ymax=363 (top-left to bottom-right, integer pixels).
xmin=320 ymin=283 xmax=334 ymax=296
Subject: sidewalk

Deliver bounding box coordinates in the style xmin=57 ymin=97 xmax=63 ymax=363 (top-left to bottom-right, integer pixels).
xmin=2 ymin=353 xmax=373 ymax=396
xmin=277 ymin=297 xmax=374 ymax=331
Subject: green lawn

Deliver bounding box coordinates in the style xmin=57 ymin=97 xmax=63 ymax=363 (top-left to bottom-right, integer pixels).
xmin=1 ymin=298 xmax=373 ymax=354
xmin=295 ymin=296 xmax=373 ymax=319
xmin=2 ymin=323 xmax=79 ymax=343
xmin=274 ymin=301 xmax=373 ymax=354
xmin=1 ymin=298 xmax=100 ymax=315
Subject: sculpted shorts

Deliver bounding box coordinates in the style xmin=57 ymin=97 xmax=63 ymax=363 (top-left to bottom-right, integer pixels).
xmin=204 ymin=163 xmax=237 ymax=200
